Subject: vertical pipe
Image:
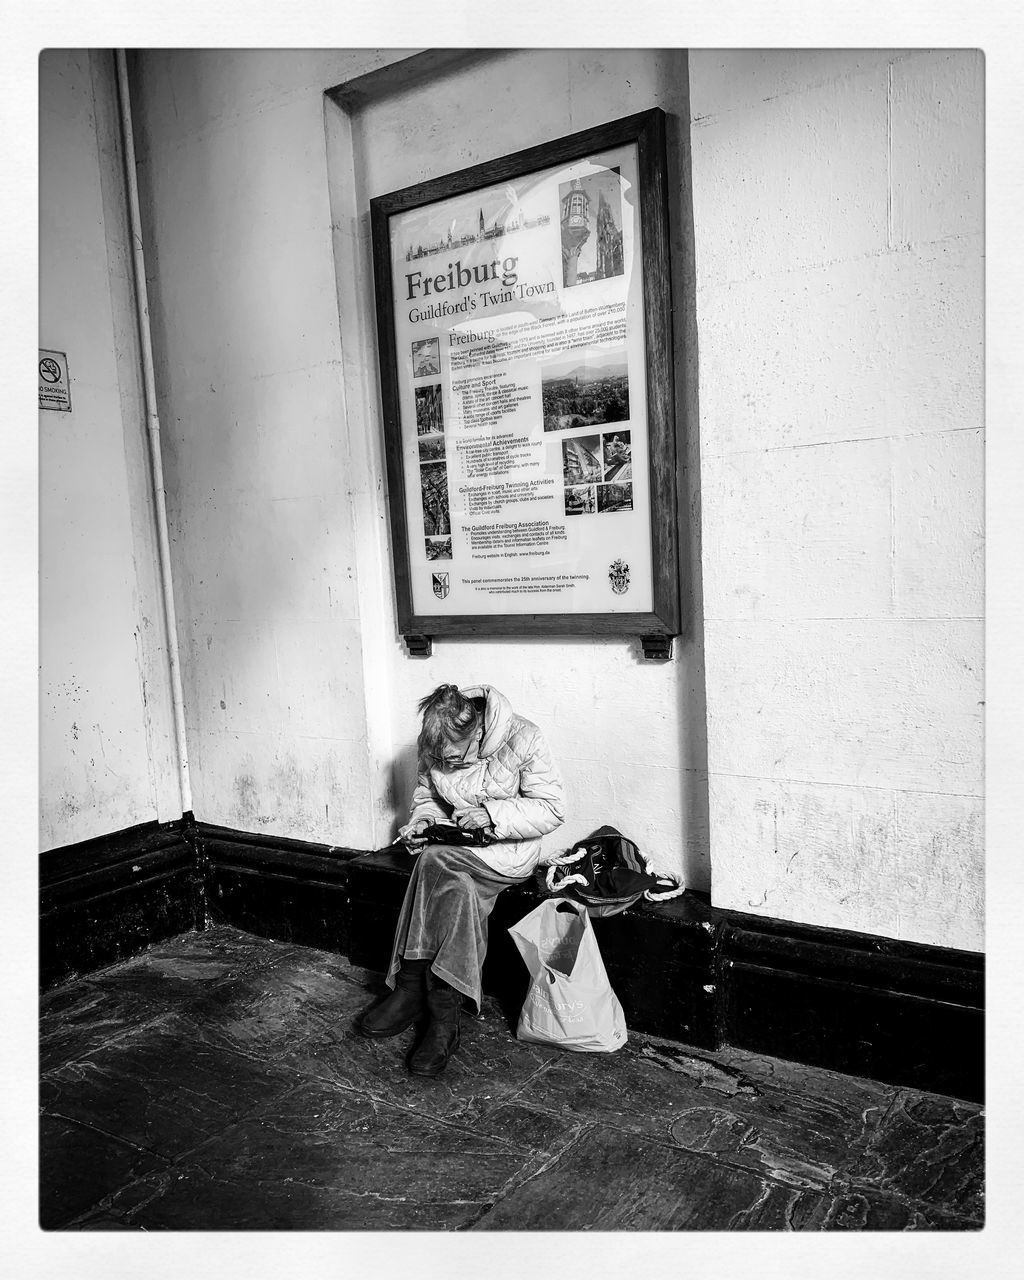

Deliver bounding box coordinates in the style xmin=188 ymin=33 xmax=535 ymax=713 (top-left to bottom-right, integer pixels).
xmin=114 ymin=49 xmax=193 ymax=815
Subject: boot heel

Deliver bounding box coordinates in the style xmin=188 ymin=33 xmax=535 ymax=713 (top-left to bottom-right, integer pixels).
xmin=357 ymin=958 xmax=429 ymax=1038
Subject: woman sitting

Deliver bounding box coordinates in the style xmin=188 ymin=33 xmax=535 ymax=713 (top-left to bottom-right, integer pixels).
xmin=358 ymin=683 xmax=565 ymax=1076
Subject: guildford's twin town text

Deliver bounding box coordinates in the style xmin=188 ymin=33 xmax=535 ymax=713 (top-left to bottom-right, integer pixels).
xmin=405 ymin=255 xmax=555 ymax=321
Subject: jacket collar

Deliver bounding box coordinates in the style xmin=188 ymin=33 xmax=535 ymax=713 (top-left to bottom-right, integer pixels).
xmin=458 ymin=684 xmax=513 ymax=757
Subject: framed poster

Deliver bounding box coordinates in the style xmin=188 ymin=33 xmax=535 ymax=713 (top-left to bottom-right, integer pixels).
xmin=370 ymin=108 xmax=680 ymax=658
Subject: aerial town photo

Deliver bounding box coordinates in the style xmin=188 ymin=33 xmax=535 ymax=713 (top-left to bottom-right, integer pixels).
xmin=419 ymin=461 xmax=451 ymax=537
xmin=542 ymin=346 xmax=630 ymax=432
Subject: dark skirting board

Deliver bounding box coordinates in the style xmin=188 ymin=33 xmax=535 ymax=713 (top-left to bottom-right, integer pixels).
xmin=39 ymin=818 xmax=200 ymax=989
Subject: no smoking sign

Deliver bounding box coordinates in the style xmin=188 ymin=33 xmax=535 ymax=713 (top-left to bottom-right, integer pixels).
xmin=39 ymin=349 xmax=71 ymax=412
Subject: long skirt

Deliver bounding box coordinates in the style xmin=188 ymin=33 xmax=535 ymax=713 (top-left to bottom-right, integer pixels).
xmin=385 ymin=844 xmax=530 ymax=1011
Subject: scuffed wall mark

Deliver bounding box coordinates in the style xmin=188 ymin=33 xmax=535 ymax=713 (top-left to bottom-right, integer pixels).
xmin=133 ymin=629 xmax=150 ymax=710
xmin=233 ymin=773 xmax=260 ymax=823
xmin=92 ymin=723 xmax=127 ymax=782
xmin=786 ymin=850 xmax=800 ymax=874
xmin=71 ymin=722 xmax=80 ymax=741
xmin=56 ymin=794 xmax=81 ymax=824
xmin=748 ymin=889 xmax=769 ymax=909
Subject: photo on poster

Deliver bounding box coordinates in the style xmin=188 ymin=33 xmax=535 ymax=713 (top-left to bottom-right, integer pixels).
xmin=420 ymin=462 xmax=451 ymax=536
xmin=564 ymin=484 xmax=596 ymax=516
xmin=542 ymin=346 xmax=630 ymax=432
xmin=602 ymin=430 xmax=632 ymax=481
xmin=402 ymin=184 xmax=553 ymax=267
xmin=415 ymin=383 xmax=444 ymax=435
xmin=559 ymin=167 xmax=624 ymax=288
xmin=411 ymin=337 xmax=441 ymax=378
xmin=597 ymin=481 xmax=633 ymax=513
xmin=418 ymin=432 xmax=446 ymax=462
xmin=561 ymin=435 xmax=602 ymax=486
xmin=425 ymin=535 xmax=452 ymax=561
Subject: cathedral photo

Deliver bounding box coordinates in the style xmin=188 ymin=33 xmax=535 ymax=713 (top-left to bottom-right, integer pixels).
xmin=559 ymin=166 xmax=625 ymax=288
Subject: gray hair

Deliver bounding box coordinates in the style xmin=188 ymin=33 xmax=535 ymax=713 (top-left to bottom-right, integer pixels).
xmin=417 ymin=684 xmax=480 ymax=768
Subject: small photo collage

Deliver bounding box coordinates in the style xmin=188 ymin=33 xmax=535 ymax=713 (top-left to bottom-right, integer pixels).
xmin=562 ymin=429 xmax=633 ymax=517
xmin=412 ymin=368 xmax=452 ymax=560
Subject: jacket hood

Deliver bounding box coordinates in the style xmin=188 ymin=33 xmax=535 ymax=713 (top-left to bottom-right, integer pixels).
xmin=460 ymin=684 xmax=514 ymax=756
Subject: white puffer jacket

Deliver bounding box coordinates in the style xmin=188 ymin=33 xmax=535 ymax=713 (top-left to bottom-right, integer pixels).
xmin=407 ymin=684 xmax=565 ymax=878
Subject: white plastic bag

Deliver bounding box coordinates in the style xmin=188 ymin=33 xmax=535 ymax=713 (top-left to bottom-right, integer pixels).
xmin=508 ymin=897 xmax=627 ymax=1052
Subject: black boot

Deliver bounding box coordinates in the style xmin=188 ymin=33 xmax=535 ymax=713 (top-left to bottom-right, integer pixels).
xmin=409 ymin=971 xmax=463 ymax=1077
xmin=358 ymin=959 xmax=428 ymax=1038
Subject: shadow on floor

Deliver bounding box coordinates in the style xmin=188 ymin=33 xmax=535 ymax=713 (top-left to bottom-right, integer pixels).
xmin=38 ymin=925 xmax=984 ymax=1231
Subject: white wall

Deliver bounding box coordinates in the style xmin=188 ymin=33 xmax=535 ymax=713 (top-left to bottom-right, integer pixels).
xmin=127 ymin=47 xmax=983 ymax=951
xmin=39 ymin=50 xmax=180 ymax=849
xmin=131 ymin=49 xmax=411 ymax=847
xmin=133 ymin=48 xmax=711 ymax=886
xmin=688 ymin=50 xmax=984 ymax=950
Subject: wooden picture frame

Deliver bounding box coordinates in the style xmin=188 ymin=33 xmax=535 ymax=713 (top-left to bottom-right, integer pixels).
xmin=370 ymin=108 xmax=679 ymax=659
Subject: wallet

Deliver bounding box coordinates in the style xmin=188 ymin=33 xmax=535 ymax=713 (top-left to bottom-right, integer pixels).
xmin=416 ymin=821 xmax=494 ymax=847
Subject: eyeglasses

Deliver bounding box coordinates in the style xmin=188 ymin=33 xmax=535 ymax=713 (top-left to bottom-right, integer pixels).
xmin=440 ymin=735 xmax=477 ymax=767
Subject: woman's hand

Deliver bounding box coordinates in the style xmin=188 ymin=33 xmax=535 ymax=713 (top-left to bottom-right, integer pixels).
xmin=454 ymin=806 xmax=492 ymax=831
xmin=398 ymin=818 xmax=431 ymax=846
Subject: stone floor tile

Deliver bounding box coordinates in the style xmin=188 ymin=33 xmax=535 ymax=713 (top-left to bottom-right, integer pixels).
xmin=39 ymin=982 xmax=173 ymax=1074
xmin=848 ymin=1091 xmax=985 ymax=1220
xmin=104 ymin=1079 xmax=540 ymax=1231
xmin=471 ymin=1100 xmax=585 ymax=1156
xmin=511 ymin=1036 xmax=890 ymax=1190
xmin=39 ymin=1113 xmax=169 ymax=1230
xmin=75 ymin=1212 xmax=143 ymax=1230
xmin=821 ymin=1183 xmax=983 ymax=1231
xmin=471 ymin=1126 xmax=830 ymax=1231
xmin=143 ymin=923 xmax=296 ymax=970
xmin=81 ymin=925 xmax=295 ymax=1006
xmin=39 ymin=927 xmax=295 ymax=1075
xmin=41 ymin=1024 xmax=299 ymax=1161
xmin=276 ymin=998 xmax=561 ymax=1128
xmin=155 ymin=949 xmax=371 ymax=1064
